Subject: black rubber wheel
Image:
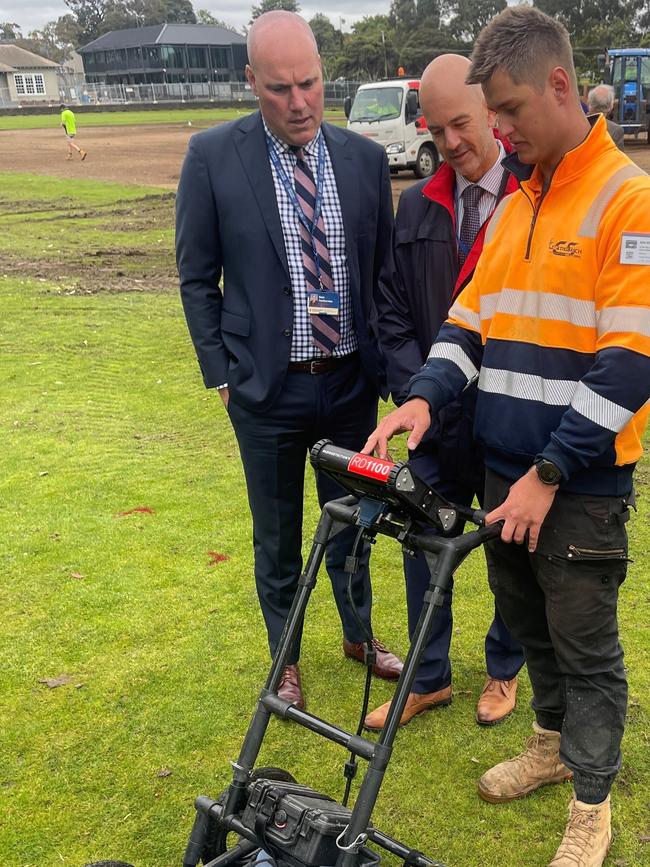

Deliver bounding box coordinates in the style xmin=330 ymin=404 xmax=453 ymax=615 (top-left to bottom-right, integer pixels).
xmin=249 ymin=766 xmax=297 ymax=786
xmin=83 ymin=862 xmax=135 ymax=866
xmin=413 ymin=144 xmax=439 ymax=179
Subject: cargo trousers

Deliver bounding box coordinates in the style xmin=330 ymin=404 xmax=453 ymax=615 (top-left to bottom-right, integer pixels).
xmin=483 ymin=469 xmax=631 ymax=804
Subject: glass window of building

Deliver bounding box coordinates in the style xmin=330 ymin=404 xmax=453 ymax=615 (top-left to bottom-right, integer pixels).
xmin=186 ymin=46 xmax=207 ymax=68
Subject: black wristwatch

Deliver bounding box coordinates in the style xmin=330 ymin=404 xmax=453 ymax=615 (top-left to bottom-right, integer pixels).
xmin=534 ymin=458 xmax=562 ymax=486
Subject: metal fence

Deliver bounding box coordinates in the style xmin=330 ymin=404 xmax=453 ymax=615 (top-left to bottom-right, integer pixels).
xmin=60 ymin=79 xmax=255 ymax=105
xmin=0 ymin=75 xmax=360 ymax=109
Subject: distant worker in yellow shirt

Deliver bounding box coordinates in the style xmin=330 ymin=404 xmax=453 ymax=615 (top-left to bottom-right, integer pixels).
xmin=59 ymin=104 xmax=87 ymax=161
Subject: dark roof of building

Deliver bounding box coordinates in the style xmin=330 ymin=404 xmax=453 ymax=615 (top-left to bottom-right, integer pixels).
xmin=0 ymin=42 xmax=60 ymax=68
xmin=79 ymin=23 xmax=245 ymax=53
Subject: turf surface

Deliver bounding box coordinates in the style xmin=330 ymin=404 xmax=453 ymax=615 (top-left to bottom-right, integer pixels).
xmin=1 ymin=173 xmax=648 ymax=867
xmin=0 ymin=107 xmax=346 ymax=131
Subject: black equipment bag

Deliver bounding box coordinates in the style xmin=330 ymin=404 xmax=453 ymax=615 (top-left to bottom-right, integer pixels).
xmin=241 ymin=780 xmax=377 ymax=867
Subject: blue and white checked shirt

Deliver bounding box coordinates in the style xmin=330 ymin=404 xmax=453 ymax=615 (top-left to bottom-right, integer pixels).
xmin=264 ymin=121 xmax=358 ymax=361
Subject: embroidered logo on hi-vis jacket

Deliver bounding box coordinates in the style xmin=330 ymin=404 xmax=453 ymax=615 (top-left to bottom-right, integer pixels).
xmin=549 ymin=239 xmax=583 ymax=258
xmin=548 ymin=239 xmax=582 ymax=259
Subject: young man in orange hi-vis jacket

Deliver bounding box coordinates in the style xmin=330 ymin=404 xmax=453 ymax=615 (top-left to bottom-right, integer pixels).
xmin=364 ymin=7 xmax=650 ymax=867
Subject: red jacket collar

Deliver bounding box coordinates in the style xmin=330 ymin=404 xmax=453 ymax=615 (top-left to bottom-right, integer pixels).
xmin=422 ymin=129 xmax=514 ymax=209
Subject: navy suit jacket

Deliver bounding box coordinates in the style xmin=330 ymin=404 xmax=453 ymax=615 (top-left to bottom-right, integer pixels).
xmin=176 ymin=111 xmax=393 ymax=412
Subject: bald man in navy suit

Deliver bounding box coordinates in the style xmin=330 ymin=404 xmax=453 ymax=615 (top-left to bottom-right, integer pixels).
xmin=176 ymin=11 xmax=403 ymax=710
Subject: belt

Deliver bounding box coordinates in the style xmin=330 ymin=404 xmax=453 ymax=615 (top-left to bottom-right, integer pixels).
xmin=287 ymin=352 xmax=358 ymax=375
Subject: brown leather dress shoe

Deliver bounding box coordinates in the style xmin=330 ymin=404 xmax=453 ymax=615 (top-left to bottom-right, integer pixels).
xmin=277 ymin=664 xmax=305 ymax=711
xmin=364 ymin=685 xmax=452 ymax=731
xmin=343 ymin=638 xmax=404 ymax=680
xmin=476 ymin=676 xmax=517 ymax=726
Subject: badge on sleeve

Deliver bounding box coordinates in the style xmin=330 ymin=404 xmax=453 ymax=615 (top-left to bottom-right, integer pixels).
xmin=620 ymin=232 xmax=650 ymax=265
xmin=308 ymin=290 xmax=340 ymax=315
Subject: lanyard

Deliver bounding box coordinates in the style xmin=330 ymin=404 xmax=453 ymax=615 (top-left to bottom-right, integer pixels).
xmin=267 ymin=133 xmax=328 ymax=286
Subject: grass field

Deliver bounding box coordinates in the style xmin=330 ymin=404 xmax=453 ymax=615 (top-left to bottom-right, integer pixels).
xmin=0 ymin=107 xmax=346 ymax=131
xmin=1 ymin=173 xmax=649 ymax=867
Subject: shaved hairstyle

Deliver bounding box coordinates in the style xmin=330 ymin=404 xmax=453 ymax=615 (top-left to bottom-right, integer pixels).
xmin=467 ymin=5 xmax=576 ymax=93
xmin=247 ymin=10 xmax=318 ymax=69
xmin=421 ymin=53 xmax=483 ymax=106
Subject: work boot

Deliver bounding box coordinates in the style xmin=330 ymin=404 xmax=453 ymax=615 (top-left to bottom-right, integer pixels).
xmin=80 ymin=149 xmax=87 ymax=160
xmin=66 ymin=153 xmax=72 ymax=160
xmin=548 ymin=795 xmax=611 ymax=866
xmin=478 ymin=722 xmax=573 ymax=803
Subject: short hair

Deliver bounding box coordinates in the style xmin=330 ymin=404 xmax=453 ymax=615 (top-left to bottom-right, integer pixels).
xmin=467 ymin=5 xmax=576 ymax=92
xmin=588 ymin=84 xmax=615 ymax=114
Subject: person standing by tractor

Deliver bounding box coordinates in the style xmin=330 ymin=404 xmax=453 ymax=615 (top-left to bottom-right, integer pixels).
xmin=587 ymin=84 xmax=625 ymax=150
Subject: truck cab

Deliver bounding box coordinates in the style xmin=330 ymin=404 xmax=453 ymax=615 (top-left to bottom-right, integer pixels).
xmin=344 ymin=78 xmax=439 ymax=178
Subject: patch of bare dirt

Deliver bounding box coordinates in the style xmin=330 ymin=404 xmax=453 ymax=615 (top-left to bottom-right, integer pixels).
xmin=0 ymin=183 xmax=177 ymax=292
xmin=0 ymin=122 xmax=648 ymax=293
xmin=0 ymin=251 xmax=177 ymax=294
xmin=1 ymin=121 xmax=648 ymax=191
xmin=0 ymin=123 xmax=197 ymax=188
xmin=0 ymin=193 xmax=175 ymax=228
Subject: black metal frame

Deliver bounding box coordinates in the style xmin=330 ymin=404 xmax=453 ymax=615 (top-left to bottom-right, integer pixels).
xmin=183 ymin=448 xmax=501 ymax=867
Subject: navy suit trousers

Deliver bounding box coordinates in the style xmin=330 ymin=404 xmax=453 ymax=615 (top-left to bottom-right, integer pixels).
xmin=405 ymin=445 xmax=525 ymax=694
xmin=227 ymin=355 xmax=378 ymax=662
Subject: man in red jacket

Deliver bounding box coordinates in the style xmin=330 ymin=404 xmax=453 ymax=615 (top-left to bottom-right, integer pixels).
xmin=367 ymin=54 xmax=525 ymax=731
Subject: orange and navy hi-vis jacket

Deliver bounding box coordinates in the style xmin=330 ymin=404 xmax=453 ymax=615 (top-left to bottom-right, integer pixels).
xmin=409 ymin=115 xmax=650 ymax=495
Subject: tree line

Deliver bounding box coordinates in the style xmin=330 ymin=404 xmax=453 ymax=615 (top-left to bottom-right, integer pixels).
xmin=1 ymin=0 xmax=649 ymax=77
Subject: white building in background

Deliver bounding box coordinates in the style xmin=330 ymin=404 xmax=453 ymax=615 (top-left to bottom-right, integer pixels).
xmin=0 ymin=43 xmax=61 ymax=105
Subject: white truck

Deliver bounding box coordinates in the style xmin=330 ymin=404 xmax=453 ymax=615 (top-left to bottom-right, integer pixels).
xmin=344 ymin=78 xmax=439 ymax=178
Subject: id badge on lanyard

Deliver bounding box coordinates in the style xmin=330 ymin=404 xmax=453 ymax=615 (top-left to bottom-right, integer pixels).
xmin=267 ymin=134 xmax=338 ymax=314
xmin=307 ymin=290 xmax=339 ymax=315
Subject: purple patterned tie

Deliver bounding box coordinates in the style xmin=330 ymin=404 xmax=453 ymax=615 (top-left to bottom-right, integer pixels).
xmin=293 ymin=147 xmax=340 ymax=355
xmin=458 ymin=184 xmax=483 ymax=266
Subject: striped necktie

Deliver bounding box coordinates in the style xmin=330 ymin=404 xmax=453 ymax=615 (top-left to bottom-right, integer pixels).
xmin=458 ymin=184 xmax=483 ymax=266
xmin=293 ymin=146 xmax=340 ymax=355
